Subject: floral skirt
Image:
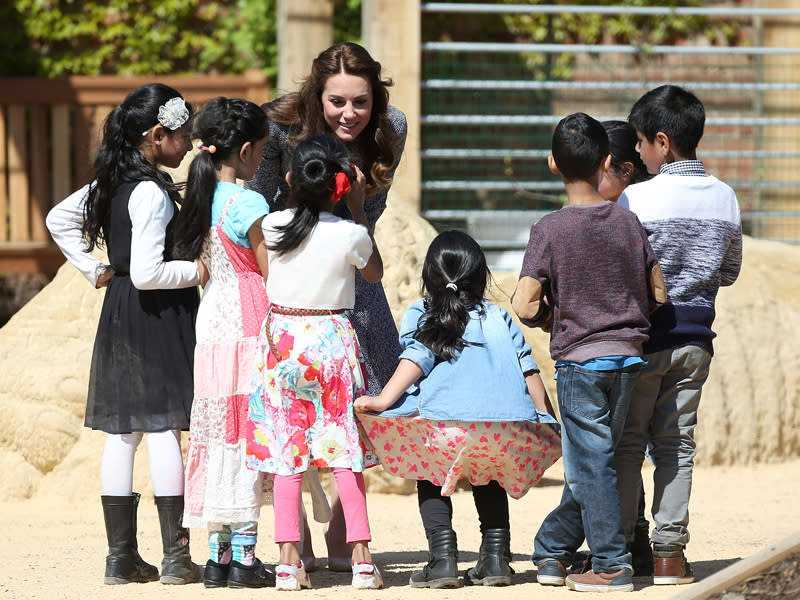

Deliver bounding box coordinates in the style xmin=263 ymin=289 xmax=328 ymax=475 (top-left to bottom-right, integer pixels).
xmin=357 ymin=415 xmax=562 ymax=499
xmin=246 ymin=312 xmax=378 ymax=476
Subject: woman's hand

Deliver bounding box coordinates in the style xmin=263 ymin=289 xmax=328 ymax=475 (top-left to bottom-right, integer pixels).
xmin=345 ymin=165 xmax=367 ymax=221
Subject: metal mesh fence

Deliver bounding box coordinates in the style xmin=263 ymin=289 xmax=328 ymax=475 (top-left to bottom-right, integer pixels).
xmin=419 ymin=2 xmax=800 ymax=265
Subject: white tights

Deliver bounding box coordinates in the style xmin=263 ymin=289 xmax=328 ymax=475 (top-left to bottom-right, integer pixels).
xmin=100 ymin=430 xmax=185 ymax=497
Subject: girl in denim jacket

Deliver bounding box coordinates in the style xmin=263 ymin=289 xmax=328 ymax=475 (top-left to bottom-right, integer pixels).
xmin=355 ymin=230 xmax=561 ymax=588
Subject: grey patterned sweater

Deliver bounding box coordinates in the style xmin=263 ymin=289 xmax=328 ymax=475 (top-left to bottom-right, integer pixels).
xmin=245 ymin=105 xmax=408 ymax=394
xmin=619 ymin=165 xmax=742 ymax=355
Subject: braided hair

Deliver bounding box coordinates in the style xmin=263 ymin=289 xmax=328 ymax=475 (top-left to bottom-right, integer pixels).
xmin=173 ymin=97 xmax=268 ymax=260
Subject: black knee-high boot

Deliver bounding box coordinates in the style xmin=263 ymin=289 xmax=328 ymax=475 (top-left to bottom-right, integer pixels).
xmin=409 ymin=529 xmax=460 ymax=589
xmin=154 ymin=495 xmax=202 ymax=585
xmin=465 ymin=528 xmax=514 ymax=586
xmin=101 ymin=493 xmax=159 ymax=584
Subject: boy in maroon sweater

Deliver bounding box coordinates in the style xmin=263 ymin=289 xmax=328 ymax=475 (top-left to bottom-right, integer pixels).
xmin=512 ymin=112 xmax=666 ymax=593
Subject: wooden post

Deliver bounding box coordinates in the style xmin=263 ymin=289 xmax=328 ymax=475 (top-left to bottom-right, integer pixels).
xmin=761 ymin=2 xmax=800 ymax=240
xmin=8 ymin=106 xmax=29 ymax=243
xmin=29 ymin=105 xmax=49 ymax=243
xmin=51 ymin=106 xmax=72 ymax=206
xmin=362 ymin=0 xmax=421 ymax=212
xmin=276 ymin=0 xmax=334 ymax=97
xmin=0 ymin=108 xmax=7 ymax=242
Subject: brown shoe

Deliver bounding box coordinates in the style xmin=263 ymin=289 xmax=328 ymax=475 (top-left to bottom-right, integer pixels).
xmin=565 ymin=569 xmax=633 ymax=592
xmin=653 ymin=544 xmax=694 ymax=585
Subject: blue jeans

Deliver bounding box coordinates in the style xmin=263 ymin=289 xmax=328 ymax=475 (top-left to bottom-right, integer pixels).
xmin=615 ymin=345 xmax=711 ymax=547
xmin=533 ymin=363 xmax=642 ymax=574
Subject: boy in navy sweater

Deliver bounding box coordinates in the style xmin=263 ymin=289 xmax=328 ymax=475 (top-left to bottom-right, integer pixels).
xmin=616 ymin=85 xmax=742 ymax=585
xmin=512 ymin=112 xmax=666 ymax=593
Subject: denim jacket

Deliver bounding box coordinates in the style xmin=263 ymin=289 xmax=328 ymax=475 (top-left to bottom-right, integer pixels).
xmin=379 ymin=300 xmax=553 ymax=424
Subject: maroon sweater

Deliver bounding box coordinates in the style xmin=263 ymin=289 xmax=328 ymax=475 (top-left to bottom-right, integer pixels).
xmin=512 ymin=201 xmax=666 ymax=362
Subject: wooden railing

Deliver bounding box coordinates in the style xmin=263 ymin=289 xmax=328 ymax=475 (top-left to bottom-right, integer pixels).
xmin=0 ymin=72 xmax=271 ymax=274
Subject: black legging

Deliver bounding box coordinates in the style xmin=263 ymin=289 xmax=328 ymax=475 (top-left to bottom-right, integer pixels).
xmin=417 ymin=479 xmax=510 ymax=536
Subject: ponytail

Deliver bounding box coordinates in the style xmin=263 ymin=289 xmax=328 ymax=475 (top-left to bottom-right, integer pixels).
xmin=82 ymin=84 xmax=191 ymax=251
xmin=172 ymin=149 xmax=216 ymax=259
xmin=413 ymin=231 xmax=490 ymax=361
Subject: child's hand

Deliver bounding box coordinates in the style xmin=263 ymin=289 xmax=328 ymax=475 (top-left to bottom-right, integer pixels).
xmin=196 ymin=259 xmax=210 ymax=288
xmin=95 ymin=266 xmax=115 ymax=288
xmin=346 ymin=165 xmax=367 ymax=219
xmin=354 ymin=395 xmax=383 ymax=413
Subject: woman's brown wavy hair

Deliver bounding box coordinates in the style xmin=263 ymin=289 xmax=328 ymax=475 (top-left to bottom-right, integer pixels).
xmin=266 ymin=42 xmax=398 ymax=197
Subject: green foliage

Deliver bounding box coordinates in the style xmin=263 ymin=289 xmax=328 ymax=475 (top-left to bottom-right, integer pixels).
xmin=1 ymin=0 xmax=363 ymax=78
xmin=2 ymin=0 xmax=278 ymax=77
xmin=499 ymin=0 xmax=741 ymax=80
xmin=421 ymin=0 xmax=741 ymax=81
xmin=334 ymin=0 xmax=362 ymax=42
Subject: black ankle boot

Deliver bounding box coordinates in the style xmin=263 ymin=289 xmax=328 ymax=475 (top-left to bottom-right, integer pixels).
xmin=409 ymin=529 xmax=459 ymax=589
xmin=154 ymin=495 xmax=202 ymax=584
xmin=630 ymin=523 xmax=654 ymax=576
xmin=465 ymin=528 xmax=514 ymax=586
xmin=101 ymin=494 xmax=159 ymax=584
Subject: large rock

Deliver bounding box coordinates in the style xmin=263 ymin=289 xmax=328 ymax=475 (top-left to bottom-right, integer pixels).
xmin=0 ymin=209 xmax=798 ymax=500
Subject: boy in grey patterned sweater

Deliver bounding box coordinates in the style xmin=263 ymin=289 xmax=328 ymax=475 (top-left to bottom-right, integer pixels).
xmin=512 ymin=112 xmax=666 ymax=593
xmin=615 ymin=85 xmax=742 ymax=585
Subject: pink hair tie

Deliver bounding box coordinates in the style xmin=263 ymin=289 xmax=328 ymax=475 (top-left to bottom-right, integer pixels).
xmin=197 ymin=141 xmax=217 ymax=154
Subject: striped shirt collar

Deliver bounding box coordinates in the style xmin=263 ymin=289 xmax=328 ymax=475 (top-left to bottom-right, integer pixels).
xmin=660 ymin=160 xmax=708 ymax=176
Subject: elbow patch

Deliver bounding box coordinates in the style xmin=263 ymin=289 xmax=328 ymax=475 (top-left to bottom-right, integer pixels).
xmin=512 ymin=276 xmax=544 ymax=320
xmin=650 ymin=263 xmax=668 ymax=305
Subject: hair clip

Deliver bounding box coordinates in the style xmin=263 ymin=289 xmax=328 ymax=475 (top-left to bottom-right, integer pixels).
xmin=332 ymin=170 xmax=351 ymax=202
xmin=445 ymin=283 xmax=458 ymax=292
xmin=197 ymin=141 xmax=217 ymax=154
xmin=142 ymin=97 xmax=190 ymax=136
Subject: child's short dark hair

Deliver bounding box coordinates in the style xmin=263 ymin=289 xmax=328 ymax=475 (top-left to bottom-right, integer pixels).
xmin=628 ymin=84 xmax=705 ymax=157
xmin=551 ymin=112 xmax=609 ymax=182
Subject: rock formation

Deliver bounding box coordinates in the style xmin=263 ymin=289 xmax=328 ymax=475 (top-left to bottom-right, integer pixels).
xmin=0 ymin=203 xmax=798 ymax=500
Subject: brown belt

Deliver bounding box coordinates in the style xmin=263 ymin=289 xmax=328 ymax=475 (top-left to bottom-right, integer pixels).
xmin=270 ymin=304 xmax=345 ymax=316
xmin=266 ymin=304 xmax=346 ymax=361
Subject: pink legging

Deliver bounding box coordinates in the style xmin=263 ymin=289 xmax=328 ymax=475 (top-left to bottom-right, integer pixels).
xmin=274 ymin=468 xmax=371 ymax=544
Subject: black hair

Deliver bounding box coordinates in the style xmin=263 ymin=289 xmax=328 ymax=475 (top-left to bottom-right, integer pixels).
xmin=602 ymin=120 xmax=651 ymax=185
xmin=413 ymin=230 xmax=489 ymax=361
xmin=269 ymin=135 xmax=353 ymax=255
xmin=551 ymin=112 xmax=609 ymax=182
xmin=81 ymin=83 xmax=194 ymax=251
xmin=628 ymin=84 xmax=705 ymax=157
xmin=172 ymin=97 xmax=268 ymax=260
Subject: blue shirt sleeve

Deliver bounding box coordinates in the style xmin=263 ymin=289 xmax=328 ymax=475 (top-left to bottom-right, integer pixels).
xmin=221 ymin=189 xmax=269 ymax=247
xmin=398 ymin=300 xmax=437 ymax=376
xmin=500 ymin=305 xmax=539 ymax=373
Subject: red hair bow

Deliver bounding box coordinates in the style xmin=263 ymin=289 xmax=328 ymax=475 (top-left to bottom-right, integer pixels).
xmin=332 ymin=170 xmax=351 ymax=202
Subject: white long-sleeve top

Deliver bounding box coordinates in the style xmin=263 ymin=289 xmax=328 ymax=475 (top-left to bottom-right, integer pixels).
xmin=46 ymin=181 xmax=200 ymax=289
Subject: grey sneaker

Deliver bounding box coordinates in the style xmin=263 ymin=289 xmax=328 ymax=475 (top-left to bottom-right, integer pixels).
xmin=536 ymin=559 xmax=567 ymax=586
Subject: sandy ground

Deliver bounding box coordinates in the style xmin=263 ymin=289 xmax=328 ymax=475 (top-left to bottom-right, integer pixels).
xmin=2 ymin=459 xmax=799 ymax=600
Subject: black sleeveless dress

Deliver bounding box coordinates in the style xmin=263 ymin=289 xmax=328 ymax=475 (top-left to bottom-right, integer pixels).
xmin=85 ymin=181 xmax=200 ymax=434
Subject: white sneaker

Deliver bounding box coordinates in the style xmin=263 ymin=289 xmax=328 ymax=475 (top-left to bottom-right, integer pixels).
xmin=352 ymin=562 xmax=384 ymax=589
xmin=275 ymin=562 xmax=312 ymax=591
